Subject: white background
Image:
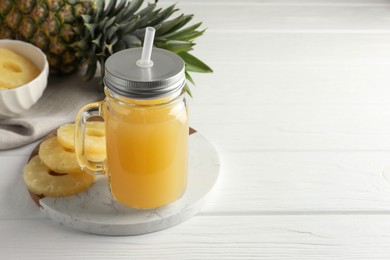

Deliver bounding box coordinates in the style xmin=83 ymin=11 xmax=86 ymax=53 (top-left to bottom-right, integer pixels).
xmin=2 ymin=0 xmax=390 ymax=258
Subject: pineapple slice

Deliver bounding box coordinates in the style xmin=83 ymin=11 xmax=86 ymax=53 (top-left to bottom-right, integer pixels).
xmin=0 ymin=48 xmax=40 ymax=89
xmin=39 ymin=137 xmax=81 ymax=174
xmin=23 ymin=156 xmax=94 ymax=197
xmin=57 ymin=122 xmax=106 ymax=162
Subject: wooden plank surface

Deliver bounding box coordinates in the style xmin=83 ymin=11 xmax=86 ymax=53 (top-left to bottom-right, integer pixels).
xmin=191 ymin=33 xmax=390 ymax=64
xmin=4 ymin=143 xmax=390 ymax=216
xmin=2 ymin=0 xmax=390 ymax=259
xmin=161 ymin=2 xmax=390 ymax=32
xmin=2 ymin=216 xmax=390 ymax=259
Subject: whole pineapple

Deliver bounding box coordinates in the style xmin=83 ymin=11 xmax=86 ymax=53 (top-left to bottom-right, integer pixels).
xmin=0 ymin=0 xmax=212 ymax=95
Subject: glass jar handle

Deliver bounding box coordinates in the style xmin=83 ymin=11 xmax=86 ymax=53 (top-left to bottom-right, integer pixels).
xmin=75 ymin=101 xmax=104 ymax=175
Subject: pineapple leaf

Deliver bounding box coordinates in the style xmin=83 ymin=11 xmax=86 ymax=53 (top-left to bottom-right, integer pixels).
xmin=178 ymin=52 xmax=213 ymax=73
xmin=133 ymin=27 xmax=147 ymax=39
xmin=118 ymin=0 xmax=144 ymax=21
xmin=84 ymin=23 xmax=97 ymax=39
xmin=122 ymin=35 xmax=141 ymax=47
xmin=120 ymin=17 xmax=140 ymax=34
xmin=97 ymin=17 xmax=108 ymax=30
xmin=84 ymin=47 xmax=98 ymax=81
xmin=169 ymin=15 xmax=194 ymax=34
xmin=95 ymin=0 xmax=105 ymax=22
xmin=111 ymin=0 xmax=127 ymax=16
xmin=176 ymin=30 xmax=205 ymax=42
xmin=126 ymin=0 xmax=144 ymax=16
xmin=185 ymin=70 xmax=195 ymax=85
xmin=135 ymin=3 xmax=156 ymax=19
xmin=105 ymin=43 xmax=113 ymax=55
xmin=164 ymin=22 xmax=203 ymax=40
xmin=138 ymin=8 xmax=161 ymax=27
xmin=81 ymin=14 xmax=92 ymax=24
xmin=184 ymin=84 xmax=193 ymax=98
xmin=147 ymin=4 xmax=177 ymax=27
xmin=103 ymin=16 xmax=116 ymax=31
xmin=88 ymin=46 xmax=97 ymax=63
xmin=105 ymin=25 xmax=119 ymax=41
xmin=155 ymin=40 xmax=194 ymax=53
xmin=155 ymin=14 xmax=183 ymax=36
xmin=156 ymin=14 xmax=193 ymax=36
xmin=91 ymin=34 xmax=102 ymax=46
xmin=108 ymin=34 xmax=119 ymax=47
xmin=113 ymin=41 xmax=126 ymax=52
xmin=103 ymin=0 xmax=117 ymax=17
xmin=74 ymin=37 xmax=89 ymax=50
xmin=84 ymin=63 xmax=97 ymax=81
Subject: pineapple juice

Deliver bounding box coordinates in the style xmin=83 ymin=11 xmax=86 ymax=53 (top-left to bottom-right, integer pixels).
xmin=75 ymin=41 xmax=189 ymax=209
xmin=104 ymin=92 xmax=188 ymax=209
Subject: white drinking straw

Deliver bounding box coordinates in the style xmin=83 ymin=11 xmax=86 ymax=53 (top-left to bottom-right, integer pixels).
xmin=136 ymin=27 xmax=155 ymax=68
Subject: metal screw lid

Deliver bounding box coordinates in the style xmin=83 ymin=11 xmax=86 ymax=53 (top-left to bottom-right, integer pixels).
xmin=104 ymin=47 xmax=185 ymax=99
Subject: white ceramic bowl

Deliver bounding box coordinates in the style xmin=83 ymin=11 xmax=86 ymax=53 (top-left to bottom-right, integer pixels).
xmin=0 ymin=39 xmax=49 ymax=118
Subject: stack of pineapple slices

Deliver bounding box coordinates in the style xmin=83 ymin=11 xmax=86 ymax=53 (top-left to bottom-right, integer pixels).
xmin=23 ymin=122 xmax=106 ymax=197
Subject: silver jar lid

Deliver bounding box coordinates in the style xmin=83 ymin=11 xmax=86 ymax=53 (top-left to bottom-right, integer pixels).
xmin=104 ymin=47 xmax=185 ymax=99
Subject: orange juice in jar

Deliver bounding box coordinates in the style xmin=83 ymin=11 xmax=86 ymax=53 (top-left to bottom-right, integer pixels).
xmin=104 ymin=89 xmax=188 ymax=209
xmin=75 ymin=29 xmax=188 ymax=209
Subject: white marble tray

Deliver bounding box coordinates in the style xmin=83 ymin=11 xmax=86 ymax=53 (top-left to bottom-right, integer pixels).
xmin=34 ymin=131 xmax=220 ymax=236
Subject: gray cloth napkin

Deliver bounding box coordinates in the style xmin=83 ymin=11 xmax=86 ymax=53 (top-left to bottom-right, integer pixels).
xmin=0 ymin=72 xmax=104 ymax=150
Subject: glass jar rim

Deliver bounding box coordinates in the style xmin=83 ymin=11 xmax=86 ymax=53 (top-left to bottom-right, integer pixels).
xmin=104 ymin=87 xmax=185 ymax=108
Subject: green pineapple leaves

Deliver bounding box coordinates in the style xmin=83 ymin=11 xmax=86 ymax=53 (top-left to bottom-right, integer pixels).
xmin=81 ymin=0 xmax=212 ymax=95
xmin=179 ymin=52 xmax=213 ymax=73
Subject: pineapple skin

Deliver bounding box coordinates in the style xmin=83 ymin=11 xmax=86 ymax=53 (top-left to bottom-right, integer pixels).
xmin=0 ymin=0 xmax=96 ymax=74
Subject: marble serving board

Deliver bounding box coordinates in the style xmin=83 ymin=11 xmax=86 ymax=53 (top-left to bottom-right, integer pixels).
xmin=26 ymin=128 xmax=220 ymax=236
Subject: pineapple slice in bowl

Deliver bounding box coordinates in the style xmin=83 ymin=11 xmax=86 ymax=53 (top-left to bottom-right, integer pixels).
xmin=0 ymin=39 xmax=49 ymax=118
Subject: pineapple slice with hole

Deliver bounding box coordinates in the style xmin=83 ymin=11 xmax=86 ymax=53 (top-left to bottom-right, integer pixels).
xmin=57 ymin=122 xmax=106 ymax=162
xmin=23 ymin=156 xmax=95 ymax=197
xmin=0 ymin=48 xmax=40 ymax=89
xmin=39 ymin=137 xmax=81 ymax=174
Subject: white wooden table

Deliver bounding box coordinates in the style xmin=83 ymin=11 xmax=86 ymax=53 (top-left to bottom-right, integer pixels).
xmin=2 ymin=0 xmax=390 ymax=258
